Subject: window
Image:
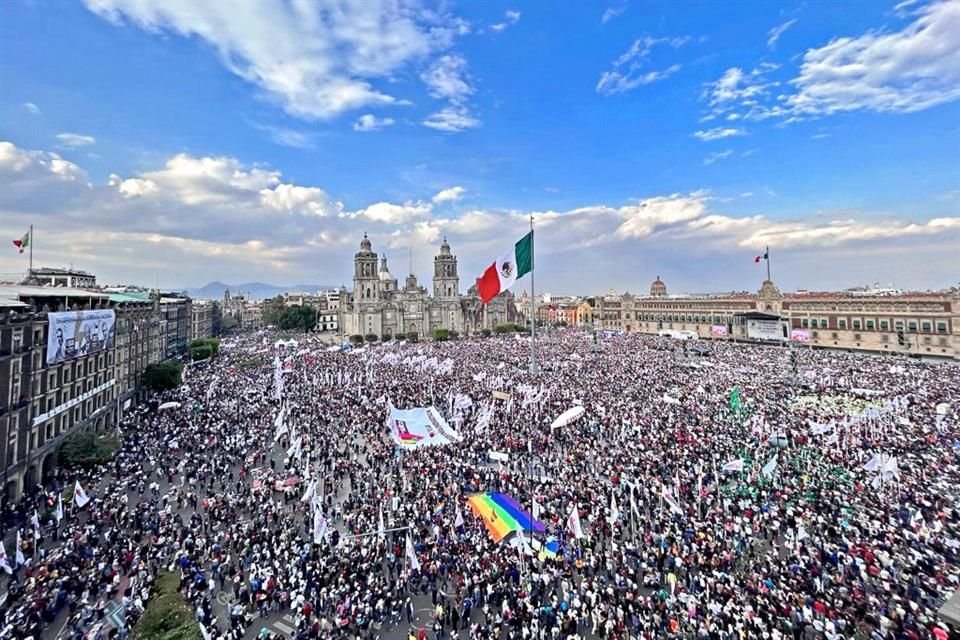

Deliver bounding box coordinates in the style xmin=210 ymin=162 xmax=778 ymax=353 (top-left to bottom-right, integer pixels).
xmin=881 ymin=334 xmax=889 ymax=343
xmin=853 ymin=333 xmax=861 ymax=341
xmin=879 ymin=320 xmax=889 ymax=330
xmin=940 ymin=337 xmax=949 ymax=346
xmin=936 ymin=322 xmax=947 ymax=333
xmin=801 ymin=319 xmax=809 ymax=328
xmin=852 ymin=319 xmax=861 ymax=330
xmin=923 ymin=336 xmax=931 ymax=345
xmin=831 ymin=332 xmax=838 ymax=339
xmin=820 ymin=319 xmax=828 ymax=328
xmin=811 ymin=331 xmax=818 ymax=339
xmin=908 ymin=321 xmax=918 ymax=331
xmin=921 ymin=321 xmax=932 ymax=332
xmin=838 ymin=319 xmax=847 ymax=329
xmin=865 ymin=320 xmax=875 ymax=330
xmin=895 ymin=320 xmax=905 ymax=329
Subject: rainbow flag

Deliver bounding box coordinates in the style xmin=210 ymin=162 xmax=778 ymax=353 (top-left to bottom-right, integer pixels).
xmin=466 ymin=492 xmax=546 ymax=543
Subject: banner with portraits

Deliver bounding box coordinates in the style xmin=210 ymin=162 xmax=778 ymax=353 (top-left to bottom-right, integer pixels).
xmin=46 ymin=310 xmax=116 ymax=365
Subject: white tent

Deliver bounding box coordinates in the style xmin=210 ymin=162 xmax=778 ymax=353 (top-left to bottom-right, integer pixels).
xmin=158 ymin=401 xmax=181 ymax=411
xmin=551 ymin=406 xmax=585 ymax=430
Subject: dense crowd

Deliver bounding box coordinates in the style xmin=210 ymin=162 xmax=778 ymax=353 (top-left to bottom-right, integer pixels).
xmin=1 ymin=328 xmax=959 ymax=640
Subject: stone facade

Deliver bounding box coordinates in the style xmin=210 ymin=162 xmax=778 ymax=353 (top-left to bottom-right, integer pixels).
xmin=338 ymin=235 xmax=519 ymax=339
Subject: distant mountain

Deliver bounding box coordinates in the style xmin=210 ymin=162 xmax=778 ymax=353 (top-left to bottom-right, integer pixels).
xmin=185 ymin=281 xmax=337 ymax=301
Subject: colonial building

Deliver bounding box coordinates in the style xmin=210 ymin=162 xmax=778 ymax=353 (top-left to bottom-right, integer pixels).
xmin=0 ymin=286 xmax=161 ymax=501
xmin=338 ymin=235 xmax=519 ymax=339
xmin=592 ymin=277 xmax=960 ymax=359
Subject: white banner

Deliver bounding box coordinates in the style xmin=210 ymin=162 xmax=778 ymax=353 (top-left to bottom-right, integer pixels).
xmin=387 ymin=404 xmax=462 ymax=449
xmin=711 ymin=325 xmax=728 ymax=337
xmin=46 ymin=310 xmax=116 ymax=364
xmin=790 ymin=329 xmax=811 ymax=342
xmin=747 ymin=318 xmax=783 ymax=341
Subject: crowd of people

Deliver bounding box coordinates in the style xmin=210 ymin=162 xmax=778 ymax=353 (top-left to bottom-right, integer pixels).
xmin=1 ymin=327 xmax=959 ymax=640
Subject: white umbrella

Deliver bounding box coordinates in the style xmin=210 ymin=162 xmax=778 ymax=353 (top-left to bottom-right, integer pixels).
xmin=158 ymin=401 xmax=181 ymax=411
xmin=551 ymin=406 xmax=585 ymax=430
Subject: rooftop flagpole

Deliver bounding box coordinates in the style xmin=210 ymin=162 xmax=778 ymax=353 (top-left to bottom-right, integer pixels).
xmin=29 ymin=224 xmax=34 ymax=279
xmin=766 ymin=245 xmax=771 ymax=282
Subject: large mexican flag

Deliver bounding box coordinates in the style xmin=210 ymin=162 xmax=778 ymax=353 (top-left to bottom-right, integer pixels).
xmin=476 ymin=231 xmax=533 ymax=304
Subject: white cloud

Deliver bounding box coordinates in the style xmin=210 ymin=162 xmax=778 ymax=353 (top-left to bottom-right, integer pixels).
xmin=353 ymin=114 xmax=396 ymax=132
xmin=767 ymin=18 xmax=796 ymax=48
xmin=83 ymin=0 xmax=467 ymax=120
xmin=0 ymin=141 xmax=86 ymax=181
xmin=3 ymin=140 xmax=957 ymax=291
xmin=56 ymin=132 xmax=96 ymax=147
xmin=421 ymin=55 xmax=473 ymax=100
xmin=596 ymin=36 xmax=688 ymax=95
xmin=788 ymin=0 xmax=960 ymax=115
xmin=254 ymin=124 xmax=316 ymax=149
xmin=693 ymin=127 xmax=746 ymax=142
xmin=602 ymin=6 xmax=626 ymax=23
xmin=356 ymin=201 xmax=432 ymax=224
xmin=491 ymin=10 xmax=521 ymax=32
xmin=432 ymin=186 xmax=465 ymax=203
xmin=22 ymin=102 xmax=40 ymax=115
xmin=703 ymin=150 xmax=734 ymax=165
xmin=422 ymin=104 xmax=480 ymax=132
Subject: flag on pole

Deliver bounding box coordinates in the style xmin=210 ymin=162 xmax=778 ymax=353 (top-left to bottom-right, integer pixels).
xmin=0 ymin=541 xmax=11 ymax=574
xmin=660 ymin=485 xmax=684 ymax=515
xmin=405 ymin=533 xmax=421 ymax=571
xmin=532 ymin=499 xmax=543 ymax=521
xmin=55 ymin=494 xmax=64 ymax=523
xmin=761 ymin=453 xmax=778 ymax=478
xmin=609 ymin=492 xmax=620 ymax=524
xmin=721 ymin=458 xmax=745 ymax=472
xmin=454 ymin=505 xmax=464 ymax=529
xmin=300 ymin=479 xmax=317 ymax=503
xmin=629 ymin=487 xmax=640 ymax=519
xmin=754 ymin=250 xmax=768 ymax=263
xmin=476 ymin=231 xmax=533 ymax=304
xmin=378 ymin=506 xmax=386 ymax=540
xmin=73 ymin=481 xmax=90 ymax=508
xmin=312 ymin=509 xmax=327 ymax=544
xmin=15 ymin=531 xmax=25 ymax=566
xmin=728 ymin=387 xmax=742 ymax=415
xmin=31 ymin=510 xmax=40 ymax=540
xmin=567 ymin=504 xmax=584 ymax=539
xmin=12 ymin=229 xmax=30 ymax=254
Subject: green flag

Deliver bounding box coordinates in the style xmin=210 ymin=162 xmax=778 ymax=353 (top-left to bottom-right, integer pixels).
xmin=729 ymin=386 xmax=741 ymax=415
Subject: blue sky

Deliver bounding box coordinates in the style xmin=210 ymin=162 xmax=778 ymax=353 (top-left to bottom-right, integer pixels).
xmin=1 ymin=0 xmax=958 ymax=294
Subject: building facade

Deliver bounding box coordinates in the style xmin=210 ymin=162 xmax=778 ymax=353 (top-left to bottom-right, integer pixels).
xmin=29 ymin=267 xmax=97 ymax=289
xmin=338 ymin=235 xmax=519 ymax=339
xmin=158 ymin=293 xmax=192 ymax=359
xmin=190 ymin=299 xmax=214 ymax=342
xmin=590 ymin=278 xmax=960 ymax=359
xmin=0 ymin=286 xmax=160 ymax=501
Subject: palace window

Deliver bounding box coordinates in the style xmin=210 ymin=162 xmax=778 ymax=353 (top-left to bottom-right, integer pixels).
xmin=936 ymin=322 xmax=948 ymax=333
xmin=838 ymin=319 xmax=847 ymax=329
xmin=879 ymin=320 xmax=889 ymax=330
xmin=921 ymin=321 xmax=932 ymax=332
xmin=908 ymin=321 xmax=918 ymax=331
xmin=865 ymin=320 xmax=875 ymax=330
xmin=852 ymin=319 xmax=861 ymax=330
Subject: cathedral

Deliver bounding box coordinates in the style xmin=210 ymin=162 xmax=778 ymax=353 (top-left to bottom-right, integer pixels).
xmin=337 ymin=234 xmax=520 ymax=339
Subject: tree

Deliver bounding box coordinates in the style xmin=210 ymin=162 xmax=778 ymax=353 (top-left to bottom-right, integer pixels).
xmin=143 ymin=362 xmax=183 ymax=391
xmin=407 ymin=331 xmax=419 ymax=342
xmin=189 ymin=338 xmax=220 ymax=361
xmin=449 ymin=329 xmax=460 ymax=339
xmin=494 ymin=323 xmax=516 ymax=334
xmin=277 ymin=305 xmax=316 ymax=332
xmin=221 ymin=314 xmax=239 ymax=332
xmin=211 ymin=301 xmax=224 ymax=336
xmin=432 ymin=328 xmax=450 ymax=341
xmin=364 ymin=333 xmax=379 ymax=344
xmin=481 ymin=328 xmax=492 ymax=337
xmin=58 ymin=431 xmax=121 ymax=470
xmin=381 ymin=333 xmax=393 ymax=343
xmin=350 ymin=334 xmax=364 ymax=346
xmin=261 ymin=295 xmax=287 ymax=326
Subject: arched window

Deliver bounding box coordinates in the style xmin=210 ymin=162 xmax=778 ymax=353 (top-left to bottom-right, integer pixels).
xmin=366 ymin=288 xmax=371 ymax=299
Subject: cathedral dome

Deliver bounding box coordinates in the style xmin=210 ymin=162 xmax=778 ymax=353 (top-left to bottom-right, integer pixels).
xmin=439 ymin=236 xmax=452 ymax=256
xmin=359 ymin=232 xmax=373 ymax=253
xmin=379 ymin=256 xmax=395 ymax=281
xmin=650 ymin=276 xmax=667 ymax=298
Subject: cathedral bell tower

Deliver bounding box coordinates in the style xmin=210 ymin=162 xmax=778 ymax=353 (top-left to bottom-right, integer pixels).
xmin=433 ymin=237 xmax=459 ymax=300
xmin=353 ymin=233 xmax=380 ymax=305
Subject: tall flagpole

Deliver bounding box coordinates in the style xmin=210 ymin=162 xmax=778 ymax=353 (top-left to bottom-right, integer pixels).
xmin=29 ymin=224 xmax=34 ymax=278
xmin=766 ymin=245 xmax=771 ymax=282
xmin=529 ymin=215 xmax=538 ymax=375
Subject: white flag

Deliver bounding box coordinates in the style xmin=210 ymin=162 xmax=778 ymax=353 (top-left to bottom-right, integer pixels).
xmin=312 ymin=510 xmax=328 ymax=544
xmin=721 ymin=459 xmax=744 ymax=473
xmin=55 ymin=494 xmax=64 ymax=523
xmin=199 ymin=622 xmax=212 ymax=640
xmin=532 ymin=499 xmax=543 ymax=520
xmin=378 ymin=506 xmax=385 ymax=540
xmin=454 ymin=505 xmax=464 ymax=529
xmin=74 ymin=481 xmax=90 ymax=508
xmin=300 ymin=480 xmax=317 ymax=504
xmin=660 ymin=485 xmax=684 ymax=515
xmin=567 ymin=504 xmax=584 ymax=539
xmin=304 ymin=459 xmax=311 ymax=480
xmin=761 ymin=454 xmax=778 ymax=478
xmin=15 ymin=531 xmax=25 ymax=566
xmin=0 ymin=542 xmax=12 ymax=574
xmin=630 ymin=488 xmax=640 ymax=519
xmin=405 ymin=533 xmax=421 ymax=571
xmin=609 ymin=492 xmax=620 ymax=524
xmin=31 ymin=509 xmax=40 ymax=529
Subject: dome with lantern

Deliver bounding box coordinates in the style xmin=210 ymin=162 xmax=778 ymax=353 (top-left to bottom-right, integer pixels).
xmin=650 ymin=276 xmax=667 ymax=298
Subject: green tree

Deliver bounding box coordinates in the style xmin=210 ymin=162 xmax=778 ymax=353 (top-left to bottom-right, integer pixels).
xmin=221 ymin=314 xmax=239 ymax=331
xmin=449 ymin=329 xmax=460 ymax=339
xmin=277 ymin=305 xmax=317 ymax=332
xmin=350 ymin=334 xmax=364 ymax=346
xmin=131 ymin=571 xmax=203 ymax=640
xmin=432 ymin=328 xmax=450 ymax=341
xmin=481 ymin=328 xmax=492 ymax=337
xmin=143 ymin=362 xmax=183 ymax=391
xmin=261 ymin=295 xmax=287 ymax=326
xmin=189 ymin=338 xmax=220 ymax=361
xmin=58 ymin=431 xmax=121 ymax=470
xmin=407 ymin=331 xmax=419 ymax=342
xmin=364 ymin=333 xmax=379 ymax=344
xmin=381 ymin=333 xmax=393 ymax=342
xmin=494 ymin=323 xmax=516 ymax=334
